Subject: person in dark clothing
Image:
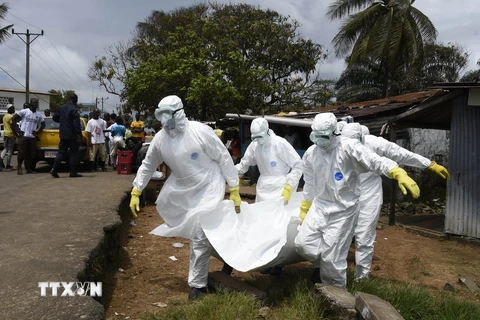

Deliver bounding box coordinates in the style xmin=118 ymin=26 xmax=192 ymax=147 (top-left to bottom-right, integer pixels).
xmin=50 ymin=93 xmax=83 ymax=178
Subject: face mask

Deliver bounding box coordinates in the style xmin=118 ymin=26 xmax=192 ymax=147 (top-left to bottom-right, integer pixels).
xmin=251 ymin=129 xmax=269 ymax=145
xmin=155 ymin=107 xmax=183 ymax=130
xmin=310 ymin=129 xmax=334 ymax=149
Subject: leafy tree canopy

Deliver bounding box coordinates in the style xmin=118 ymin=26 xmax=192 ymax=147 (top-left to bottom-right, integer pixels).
xmin=335 ymin=42 xmax=469 ymax=103
xmin=328 ymin=0 xmax=437 ymax=97
xmin=90 ymin=3 xmax=328 ymax=120
xmin=48 ymin=89 xmax=76 ymax=112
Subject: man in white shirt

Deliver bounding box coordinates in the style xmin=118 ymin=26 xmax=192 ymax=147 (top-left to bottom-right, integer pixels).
xmin=12 ymin=102 xmax=45 ymax=175
xmin=86 ymin=109 xmax=108 ymax=172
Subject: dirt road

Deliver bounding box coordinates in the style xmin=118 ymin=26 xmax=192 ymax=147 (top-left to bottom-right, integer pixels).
xmin=105 ymin=205 xmax=480 ymax=319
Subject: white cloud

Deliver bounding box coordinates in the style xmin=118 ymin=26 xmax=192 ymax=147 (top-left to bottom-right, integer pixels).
xmin=1 ymin=0 xmax=478 ymax=112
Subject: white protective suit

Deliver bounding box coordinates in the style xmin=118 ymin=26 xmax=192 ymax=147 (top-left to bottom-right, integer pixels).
xmin=235 ymin=118 xmax=302 ymax=202
xmin=342 ymin=123 xmax=432 ymax=280
xmin=294 ymin=113 xmax=400 ymax=288
xmin=133 ymin=95 xmax=239 ymax=289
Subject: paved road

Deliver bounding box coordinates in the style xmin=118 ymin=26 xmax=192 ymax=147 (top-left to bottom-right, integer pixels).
xmin=0 ymin=159 xmax=133 ymax=320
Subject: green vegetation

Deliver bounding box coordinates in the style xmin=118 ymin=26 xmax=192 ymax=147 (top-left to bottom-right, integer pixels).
xmin=142 ymin=268 xmax=480 ymax=320
xmin=90 ymin=3 xmax=329 ymax=120
xmin=0 ymin=3 xmax=13 ymax=44
xmin=349 ymin=275 xmax=480 ymax=320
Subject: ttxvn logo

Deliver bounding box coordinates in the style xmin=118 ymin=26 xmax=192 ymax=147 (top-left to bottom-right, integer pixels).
xmin=38 ymin=282 xmax=102 ymax=297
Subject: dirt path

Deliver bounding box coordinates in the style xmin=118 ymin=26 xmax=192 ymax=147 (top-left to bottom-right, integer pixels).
xmin=104 ymin=205 xmax=480 ymax=319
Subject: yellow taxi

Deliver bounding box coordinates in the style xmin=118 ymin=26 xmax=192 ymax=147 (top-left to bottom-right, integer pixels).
xmin=35 ymin=117 xmax=90 ymax=167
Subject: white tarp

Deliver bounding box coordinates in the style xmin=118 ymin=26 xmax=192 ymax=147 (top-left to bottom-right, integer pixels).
xmin=151 ymin=192 xmax=306 ymax=272
xmin=200 ymin=192 xmax=305 ymax=272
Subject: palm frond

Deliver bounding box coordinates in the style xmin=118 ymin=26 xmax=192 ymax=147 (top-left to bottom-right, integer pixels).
xmin=409 ymin=6 xmax=437 ymax=43
xmin=327 ymin=0 xmax=376 ymax=20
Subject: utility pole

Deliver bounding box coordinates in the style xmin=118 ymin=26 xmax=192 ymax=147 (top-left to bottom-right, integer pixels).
xmin=96 ymin=97 xmax=108 ymax=113
xmin=12 ymin=28 xmax=44 ymax=104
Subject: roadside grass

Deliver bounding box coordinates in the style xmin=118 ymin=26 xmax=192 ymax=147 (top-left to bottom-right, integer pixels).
xmin=348 ymin=273 xmax=480 ymax=320
xmin=142 ymin=269 xmax=480 ymax=320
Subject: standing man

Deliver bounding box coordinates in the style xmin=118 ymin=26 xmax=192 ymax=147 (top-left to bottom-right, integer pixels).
xmin=130 ymin=113 xmax=145 ymax=145
xmin=295 ymin=113 xmax=420 ymax=288
xmin=130 ymin=113 xmax=145 ymax=169
xmin=86 ymin=109 xmax=108 ymax=172
xmin=12 ymin=102 xmax=45 ymax=175
xmin=1 ymin=104 xmax=17 ymax=170
xmin=108 ymin=116 xmax=126 ymax=170
xmin=129 ymin=95 xmax=241 ymax=300
xmin=50 ymin=93 xmax=83 ymax=178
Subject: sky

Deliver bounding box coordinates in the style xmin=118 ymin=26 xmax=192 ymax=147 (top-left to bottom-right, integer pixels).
xmin=1 ymin=0 xmax=479 ymax=113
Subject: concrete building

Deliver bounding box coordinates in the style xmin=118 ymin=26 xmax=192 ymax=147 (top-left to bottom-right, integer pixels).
xmin=0 ymin=88 xmax=56 ymax=111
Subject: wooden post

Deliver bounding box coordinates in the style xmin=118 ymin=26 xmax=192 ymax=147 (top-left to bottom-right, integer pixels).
xmin=389 ymin=124 xmax=397 ymax=226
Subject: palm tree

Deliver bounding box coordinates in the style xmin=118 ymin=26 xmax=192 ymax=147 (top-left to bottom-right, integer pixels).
xmin=0 ymin=3 xmax=13 ymax=44
xmin=328 ymin=0 xmax=437 ymax=97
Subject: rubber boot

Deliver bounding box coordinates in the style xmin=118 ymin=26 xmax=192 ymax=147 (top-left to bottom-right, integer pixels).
xmin=269 ymin=266 xmax=283 ymax=276
xmin=100 ymin=161 xmax=106 ymax=172
xmin=311 ymin=268 xmax=321 ymax=284
xmin=188 ymin=287 xmax=207 ymax=300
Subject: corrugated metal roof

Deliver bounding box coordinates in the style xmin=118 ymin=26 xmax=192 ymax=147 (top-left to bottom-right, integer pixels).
xmin=307 ymin=90 xmax=443 ymax=118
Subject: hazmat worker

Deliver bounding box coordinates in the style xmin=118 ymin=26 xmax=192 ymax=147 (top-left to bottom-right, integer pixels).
xmin=129 ymin=95 xmax=241 ymax=300
xmin=336 ymin=120 xmax=347 ymax=133
xmin=235 ymin=118 xmax=303 ymax=203
xmin=341 ymin=123 xmax=449 ymax=281
xmin=294 ymin=113 xmax=420 ymax=288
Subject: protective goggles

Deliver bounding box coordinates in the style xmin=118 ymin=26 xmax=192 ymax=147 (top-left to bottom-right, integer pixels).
xmin=251 ymin=129 xmax=269 ymax=141
xmin=154 ymin=107 xmax=183 ymax=121
xmin=309 ymin=129 xmax=334 ymax=144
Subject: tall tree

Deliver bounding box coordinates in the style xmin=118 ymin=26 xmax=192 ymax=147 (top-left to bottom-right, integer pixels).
xmin=328 ymin=0 xmax=437 ymax=97
xmin=48 ymin=89 xmax=76 ymax=112
xmin=0 ymin=2 xmax=13 ymax=44
xmin=117 ymin=3 xmax=327 ymax=120
xmin=335 ymin=42 xmax=469 ymax=103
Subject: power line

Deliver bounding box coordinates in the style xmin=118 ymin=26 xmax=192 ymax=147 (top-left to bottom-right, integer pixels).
xmin=29 ymin=54 xmax=69 ymax=90
xmin=45 ymin=35 xmax=92 ymax=89
xmin=29 ymin=47 xmax=74 ymax=87
xmin=5 ymin=39 xmax=76 ymax=91
xmin=9 ymin=11 xmax=93 ymax=90
xmin=35 ymin=39 xmax=85 ymax=89
xmin=3 ymin=42 xmax=24 ymax=54
xmin=3 ymin=17 xmax=27 ymax=30
xmin=0 ymin=66 xmax=24 ymax=87
xmin=0 ymin=66 xmax=51 ymax=105
xmin=7 ymin=12 xmax=41 ymax=30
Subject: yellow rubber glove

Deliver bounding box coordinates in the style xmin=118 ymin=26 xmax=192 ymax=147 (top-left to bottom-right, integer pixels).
xmin=282 ymin=184 xmax=293 ymax=201
xmin=389 ymin=167 xmax=420 ymax=199
xmin=229 ymin=186 xmax=241 ymax=206
xmin=428 ymin=161 xmax=450 ymax=179
xmin=129 ymin=188 xmax=142 ymax=218
xmin=299 ymin=200 xmax=312 ymax=225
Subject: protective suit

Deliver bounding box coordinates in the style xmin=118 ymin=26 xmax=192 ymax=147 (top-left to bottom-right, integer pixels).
xmin=130 ymin=95 xmax=239 ymax=296
xmin=336 ymin=120 xmax=347 ymax=133
xmin=235 ymin=118 xmax=302 ymax=202
xmin=294 ymin=113 xmax=420 ymax=288
xmin=341 ymin=123 xmax=449 ymax=280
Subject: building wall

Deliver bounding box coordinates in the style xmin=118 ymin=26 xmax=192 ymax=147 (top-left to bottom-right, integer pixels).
xmin=381 ymin=128 xmax=450 ymax=203
xmin=0 ymin=91 xmax=51 ymax=112
xmin=446 ymin=93 xmax=480 ymax=238
xmin=403 ymin=128 xmax=450 ymax=202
